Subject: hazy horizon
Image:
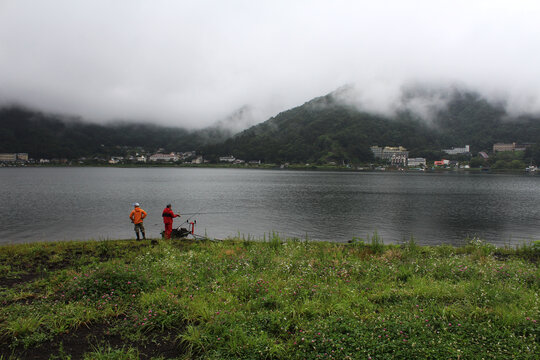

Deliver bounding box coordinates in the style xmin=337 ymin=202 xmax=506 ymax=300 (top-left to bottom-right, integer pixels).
xmin=2 ymin=0 xmax=540 ymax=129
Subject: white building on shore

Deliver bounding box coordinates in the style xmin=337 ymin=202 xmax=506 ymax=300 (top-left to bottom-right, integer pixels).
xmin=191 ymin=156 xmax=203 ymax=164
xmin=0 ymin=153 xmax=28 ymax=162
xmin=443 ymin=145 xmax=470 ymax=155
xmin=149 ymin=153 xmax=178 ymax=162
xmin=219 ymin=155 xmax=236 ymax=162
xmin=370 ymin=146 xmax=409 ymax=162
xmin=408 ymin=157 xmax=426 ymax=167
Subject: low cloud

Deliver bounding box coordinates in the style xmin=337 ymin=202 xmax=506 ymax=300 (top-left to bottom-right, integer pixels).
xmin=212 ymin=105 xmax=261 ymax=133
xmin=1 ymin=0 xmax=540 ymax=129
xmin=331 ymin=82 xmax=454 ymax=123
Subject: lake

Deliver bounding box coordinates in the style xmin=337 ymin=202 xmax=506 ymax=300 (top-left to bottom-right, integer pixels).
xmin=0 ymin=167 xmax=538 ymax=246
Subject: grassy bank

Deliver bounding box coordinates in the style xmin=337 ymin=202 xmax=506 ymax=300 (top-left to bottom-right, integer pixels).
xmin=0 ymin=236 xmax=538 ymax=359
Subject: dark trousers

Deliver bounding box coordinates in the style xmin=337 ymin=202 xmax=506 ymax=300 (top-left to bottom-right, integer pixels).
xmin=134 ymin=223 xmax=145 ymax=239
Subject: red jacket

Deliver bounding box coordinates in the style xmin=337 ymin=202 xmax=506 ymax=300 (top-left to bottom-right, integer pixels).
xmin=162 ymin=207 xmax=179 ymax=224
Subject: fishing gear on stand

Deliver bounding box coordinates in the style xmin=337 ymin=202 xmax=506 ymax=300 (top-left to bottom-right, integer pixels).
xmin=169 ymin=219 xmax=196 ymax=239
xmin=168 ymin=220 xmax=218 ymax=242
xmin=159 ymin=207 xmax=225 ymax=241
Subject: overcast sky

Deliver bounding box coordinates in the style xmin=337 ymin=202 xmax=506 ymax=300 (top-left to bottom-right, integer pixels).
xmin=1 ymin=0 xmax=540 ymax=128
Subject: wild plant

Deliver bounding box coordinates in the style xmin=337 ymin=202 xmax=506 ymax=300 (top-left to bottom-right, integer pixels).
xmin=268 ymin=232 xmax=282 ymax=251
xmin=402 ymin=234 xmax=419 ymax=255
xmin=515 ymin=240 xmax=540 ymax=262
xmin=349 ymin=236 xmax=366 ymax=247
xmin=462 ymin=236 xmax=496 ymax=258
xmin=369 ymin=231 xmax=384 ymax=254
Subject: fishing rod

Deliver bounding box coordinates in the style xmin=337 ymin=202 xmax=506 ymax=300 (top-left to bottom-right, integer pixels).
xmin=153 ymin=210 xmax=229 ymax=226
xmin=153 ymin=209 xmax=234 ymax=226
xmin=179 ymin=211 xmax=234 ymax=215
xmin=177 ymin=206 xmax=205 ymax=227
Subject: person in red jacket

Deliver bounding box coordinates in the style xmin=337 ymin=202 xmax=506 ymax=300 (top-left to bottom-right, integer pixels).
xmin=162 ymin=204 xmax=180 ymax=239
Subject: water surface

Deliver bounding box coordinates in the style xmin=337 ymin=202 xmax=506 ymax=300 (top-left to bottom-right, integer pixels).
xmin=1 ymin=167 xmax=538 ymax=246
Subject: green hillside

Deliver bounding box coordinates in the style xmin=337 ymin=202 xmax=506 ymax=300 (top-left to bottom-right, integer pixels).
xmin=0 ymin=106 xmax=231 ymax=159
xmin=203 ymin=89 xmax=540 ymax=164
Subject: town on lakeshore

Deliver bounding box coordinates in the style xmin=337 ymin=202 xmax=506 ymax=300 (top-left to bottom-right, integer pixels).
xmin=1 ymin=141 xmax=537 ymax=172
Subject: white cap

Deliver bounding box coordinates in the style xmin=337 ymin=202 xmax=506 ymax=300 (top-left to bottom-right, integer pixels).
xmin=133 ymin=202 xmax=140 ymax=207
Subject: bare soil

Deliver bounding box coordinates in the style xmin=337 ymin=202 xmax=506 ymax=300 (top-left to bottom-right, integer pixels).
xmin=0 ymin=322 xmax=186 ymax=360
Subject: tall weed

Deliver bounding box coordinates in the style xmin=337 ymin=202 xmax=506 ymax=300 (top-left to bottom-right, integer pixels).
xmin=370 ymin=231 xmax=384 ymax=254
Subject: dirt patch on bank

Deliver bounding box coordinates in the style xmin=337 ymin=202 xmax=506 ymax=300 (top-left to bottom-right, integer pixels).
xmin=0 ymin=273 xmax=41 ymax=288
xmin=0 ymin=322 xmax=186 ymax=360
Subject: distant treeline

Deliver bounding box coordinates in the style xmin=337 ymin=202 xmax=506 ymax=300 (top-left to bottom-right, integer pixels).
xmin=0 ymin=106 xmax=231 ymax=159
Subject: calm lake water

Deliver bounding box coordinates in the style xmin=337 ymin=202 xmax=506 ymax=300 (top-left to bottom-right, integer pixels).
xmin=0 ymin=167 xmax=539 ymax=246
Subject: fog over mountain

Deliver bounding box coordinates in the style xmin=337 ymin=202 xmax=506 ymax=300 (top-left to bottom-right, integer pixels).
xmin=333 ymin=82 xmax=502 ymax=124
xmin=1 ymin=1 xmax=540 ymax=129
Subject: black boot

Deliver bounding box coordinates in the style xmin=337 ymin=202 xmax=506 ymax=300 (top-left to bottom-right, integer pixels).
xmin=136 ymin=232 xmax=140 ymax=240
xmin=142 ymin=232 xmax=146 ymax=240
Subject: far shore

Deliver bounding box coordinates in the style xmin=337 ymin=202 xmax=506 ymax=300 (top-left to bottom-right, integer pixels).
xmin=1 ymin=162 xmax=535 ymax=174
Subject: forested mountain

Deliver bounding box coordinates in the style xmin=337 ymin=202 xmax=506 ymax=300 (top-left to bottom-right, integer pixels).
xmin=2 ymin=87 xmax=539 ymax=163
xmin=0 ymin=106 xmax=232 ymax=159
xmin=202 ymin=89 xmax=540 ymax=163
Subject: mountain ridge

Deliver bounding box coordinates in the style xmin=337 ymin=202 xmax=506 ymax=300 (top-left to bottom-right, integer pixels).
xmin=1 ymin=86 xmax=539 ymax=163
xmin=202 ymin=87 xmax=539 ymax=163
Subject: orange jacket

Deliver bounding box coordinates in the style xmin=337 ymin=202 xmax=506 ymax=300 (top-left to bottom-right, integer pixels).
xmin=129 ymin=207 xmax=147 ymax=224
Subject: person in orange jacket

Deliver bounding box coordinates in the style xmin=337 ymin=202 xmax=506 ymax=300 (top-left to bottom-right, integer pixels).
xmin=162 ymin=204 xmax=180 ymax=239
xmin=129 ymin=203 xmax=147 ymax=240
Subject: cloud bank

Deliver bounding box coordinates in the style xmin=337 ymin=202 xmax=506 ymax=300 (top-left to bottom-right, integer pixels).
xmin=1 ymin=0 xmax=540 ymax=128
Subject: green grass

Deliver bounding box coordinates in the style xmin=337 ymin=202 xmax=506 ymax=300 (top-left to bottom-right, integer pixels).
xmin=0 ymin=237 xmax=538 ymax=359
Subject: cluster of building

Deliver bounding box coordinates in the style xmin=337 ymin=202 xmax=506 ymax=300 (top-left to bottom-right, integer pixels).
xmin=0 ymin=153 xmax=29 ymax=163
xmin=218 ymin=155 xmax=261 ymax=165
xmin=370 ymin=146 xmax=410 ymax=166
xmin=108 ymin=151 xmax=203 ymax=164
xmin=3 ymin=141 xmax=535 ymax=169
xmin=371 ymin=141 xmax=536 ymax=169
xmin=370 ymin=146 xmax=430 ymax=168
xmin=0 ymin=153 xmax=68 ymax=166
xmin=146 ymin=151 xmax=202 ymax=163
xmin=433 ymin=159 xmax=466 ymax=168
xmin=1 ymin=151 xmax=205 ymax=166
xmin=108 ymin=155 xmax=145 ymax=164
xmin=492 ymin=142 xmax=532 ymax=152
xmin=370 ymin=145 xmax=473 ymax=168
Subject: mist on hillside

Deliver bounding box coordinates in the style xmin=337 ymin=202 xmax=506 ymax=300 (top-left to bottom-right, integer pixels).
xmin=331 ymin=82 xmax=510 ymax=124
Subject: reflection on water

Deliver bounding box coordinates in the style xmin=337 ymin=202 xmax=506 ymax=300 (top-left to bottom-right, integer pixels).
xmin=0 ymin=167 xmax=538 ymax=246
